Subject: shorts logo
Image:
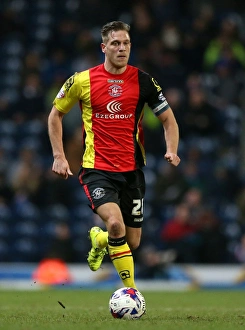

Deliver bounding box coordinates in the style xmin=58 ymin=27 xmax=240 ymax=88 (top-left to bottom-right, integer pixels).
xmin=134 ymin=217 xmax=143 ymax=222
xmin=107 ymin=101 xmax=122 ymax=113
xmin=91 ymin=188 xmax=105 ymax=200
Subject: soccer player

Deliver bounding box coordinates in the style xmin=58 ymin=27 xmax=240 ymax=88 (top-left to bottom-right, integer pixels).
xmin=48 ymin=21 xmax=180 ymax=289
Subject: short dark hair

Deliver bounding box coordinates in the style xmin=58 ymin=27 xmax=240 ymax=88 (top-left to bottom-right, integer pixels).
xmin=101 ymin=21 xmax=130 ymax=43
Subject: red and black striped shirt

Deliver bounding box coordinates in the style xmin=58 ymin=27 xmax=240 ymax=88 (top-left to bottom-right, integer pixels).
xmin=53 ymin=64 xmax=169 ymax=172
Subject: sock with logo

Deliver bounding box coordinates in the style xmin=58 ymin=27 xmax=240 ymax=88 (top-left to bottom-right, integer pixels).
xmin=108 ymin=236 xmax=136 ymax=289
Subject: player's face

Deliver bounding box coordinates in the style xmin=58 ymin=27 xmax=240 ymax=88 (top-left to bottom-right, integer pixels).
xmin=102 ymin=30 xmax=131 ymax=72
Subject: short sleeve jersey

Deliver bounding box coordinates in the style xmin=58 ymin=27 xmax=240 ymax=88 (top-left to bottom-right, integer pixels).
xmin=53 ymin=64 xmax=169 ymax=172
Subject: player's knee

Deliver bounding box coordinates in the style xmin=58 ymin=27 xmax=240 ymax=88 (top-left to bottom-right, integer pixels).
xmin=109 ymin=221 xmax=125 ymax=237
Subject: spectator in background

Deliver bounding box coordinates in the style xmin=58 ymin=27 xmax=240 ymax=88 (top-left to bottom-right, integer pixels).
xmin=44 ymin=221 xmax=77 ymax=263
xmin=208 ymin=162 xmax=242 ymax=205
xmin=203 ymin=15 xmax=245 ymax=72
xmin=183 ymin=186 xmax=228 ymax=262
xmin=182 ymin=87 xmax=221 ymax=139
xmin=153 ymin=164 xmax=189 ymax=208
xmin=130 ymin=2 xmax=157 ymax=54
xmin=234 ymin=234 xmax=245 ymax=263
xmin=0 ymin=146 xmax=12 ymax=181
xmin=160 ymin=203 xmax=201 ymax=263
xmin=161 ymin=188 xmax=227 ymax=263
xmin=50 ymin=18 xmax=79 ymax=57
xmin=180 ymin=3 xmax=216 ymax=74
xmin=0 ymin=171 xmax=13 ymax=206
xmin=23 ymin=51 xmax=41 ymax=76
xmin=41 ymin=48 xmax=71 ymax=88
xmin=197 ymin=208 xmax=227 ymax=263
xmin=136 ymin=244 xmax=176 ymax=279
xmin=0 ymin=7 xmax=26 ymax=39
xmin=236 ymin=185 xmax=245 ymax=226
xmin=72 ymin=28 xmax=100 ymax=71
xmin=182 ymin=187 xmax=205 ymax=223
xmin=181 ymin=161 xmax=205 ymax=191
xmin=0 ymin=96 xmax=12 ymax=120
xmin=31 ymin=169 xmax=76 ymax=209
xmin=15 ymin=73 xmax=45 ymax=122
xmin=151 ymin=0 xmax=182 ymax=25
xmin=149 ymin=46 xmax=187 ymax=91
xmin=32 ymin=221 xmax=75 ymax=285
xmin=7 ymin=145 xmax=43 ymax=198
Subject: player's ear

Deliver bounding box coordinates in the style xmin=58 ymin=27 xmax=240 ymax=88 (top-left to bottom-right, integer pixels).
xmin=101 ymin=43 xmax=106 ymax=53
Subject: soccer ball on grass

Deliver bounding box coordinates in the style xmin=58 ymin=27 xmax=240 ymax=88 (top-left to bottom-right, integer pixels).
xmin=109 ymin=287 xmax=146 ymax=320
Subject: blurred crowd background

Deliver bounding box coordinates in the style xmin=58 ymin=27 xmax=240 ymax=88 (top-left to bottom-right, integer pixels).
xmin=0 ymin=0 xmax=245 ymax=271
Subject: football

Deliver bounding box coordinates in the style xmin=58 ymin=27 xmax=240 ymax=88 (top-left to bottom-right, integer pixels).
xmin=109 ymin=287 xmax=146 ymax=320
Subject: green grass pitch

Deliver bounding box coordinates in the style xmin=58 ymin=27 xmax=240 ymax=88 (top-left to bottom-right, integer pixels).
xmin=0 ymin=289 xmax=245 ymax=330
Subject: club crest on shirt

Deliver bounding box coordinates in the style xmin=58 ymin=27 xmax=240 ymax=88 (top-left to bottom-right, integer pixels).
xmin=108 ymin=84 xmax=122 ymax=97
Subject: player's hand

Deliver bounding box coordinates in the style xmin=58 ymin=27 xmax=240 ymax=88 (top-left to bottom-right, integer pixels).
xmin=52 ymin=158 xmax=73 ymax=179
xmin=164 ymin=153 xmax=181 ymax=167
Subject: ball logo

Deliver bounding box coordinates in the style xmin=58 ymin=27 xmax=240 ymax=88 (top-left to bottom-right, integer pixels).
xmin=107 ymin=101 xmax=122 ymax=113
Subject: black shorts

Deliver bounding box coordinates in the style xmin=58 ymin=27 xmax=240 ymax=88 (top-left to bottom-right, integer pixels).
xmin=79 ymin=168 xmax=145 ymax=228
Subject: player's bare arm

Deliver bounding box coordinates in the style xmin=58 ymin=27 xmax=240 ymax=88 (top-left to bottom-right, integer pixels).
xmin=48 ymin=106 xmax=73 ymax=179
xmin=158 ymin=107 xmax=181 ymax=167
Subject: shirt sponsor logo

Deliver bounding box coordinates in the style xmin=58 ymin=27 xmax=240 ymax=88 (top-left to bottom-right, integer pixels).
xmin=108 ymin=84 xmax=122 ymax=97
xmin=107 ymin=100 xmax=122 ymax=113
xmin=95 ymin=113 xmax=133 ymax=119
xmin=134 ymin=217 xmax=143 ymax=222
xmin=95 ymin=100 xmax=132 ymax=119
xmin=107 ymin=79 xmax=124 ymax=83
